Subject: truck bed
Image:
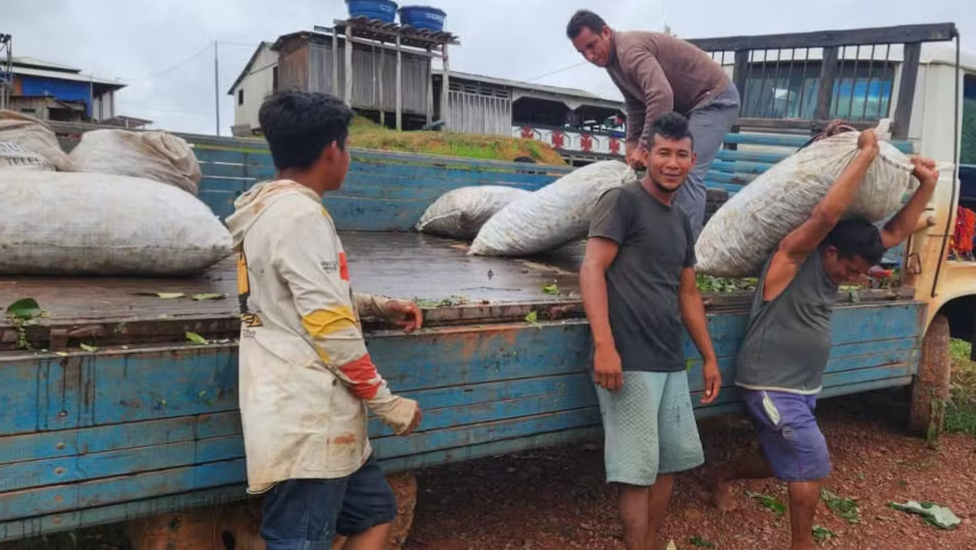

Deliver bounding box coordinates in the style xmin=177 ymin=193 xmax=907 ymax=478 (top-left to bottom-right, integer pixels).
xmin=0 ymin=230 xmax=918 ymax=353
xmin=0 ymin=232 xmax=586 ymax=349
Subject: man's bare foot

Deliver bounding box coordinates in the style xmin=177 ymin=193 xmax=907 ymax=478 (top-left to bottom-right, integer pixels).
xmin=705 ymin=468 xmax=737 ymax=512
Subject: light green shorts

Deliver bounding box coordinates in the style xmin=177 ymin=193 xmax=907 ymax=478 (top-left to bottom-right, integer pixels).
xmin=595 ymin=370 xmax=705 ymax=486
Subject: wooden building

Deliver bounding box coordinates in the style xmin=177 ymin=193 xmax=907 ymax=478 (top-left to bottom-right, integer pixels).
xmin=228 ymin=30 xmax=626 ymax=164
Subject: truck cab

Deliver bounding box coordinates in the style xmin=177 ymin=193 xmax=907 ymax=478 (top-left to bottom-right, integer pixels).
xmin=685 ymin=22 xmax=975 ymax=434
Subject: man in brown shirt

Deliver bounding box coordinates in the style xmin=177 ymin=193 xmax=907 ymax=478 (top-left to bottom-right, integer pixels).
xmin=567 ymin=10 xmax=740 ymax=240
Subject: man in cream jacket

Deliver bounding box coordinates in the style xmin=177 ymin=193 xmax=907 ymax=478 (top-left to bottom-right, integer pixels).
xmin=226 ymin=90 xmax=423 ymax=550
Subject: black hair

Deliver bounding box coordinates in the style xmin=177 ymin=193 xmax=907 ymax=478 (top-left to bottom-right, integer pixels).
xmin=566 ymin=10 xmax=606 ymax=40
xmin=822 ymin=218 xmax=885 ymax=265
xmin=645 ymin=112 xmax=694 ymax=149
xmin=258 ymin=90 xmax=354 ymax=171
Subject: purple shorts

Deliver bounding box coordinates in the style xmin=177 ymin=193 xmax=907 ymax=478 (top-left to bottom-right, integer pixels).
xmin=741 ymin=389 xmax=831 ymax=482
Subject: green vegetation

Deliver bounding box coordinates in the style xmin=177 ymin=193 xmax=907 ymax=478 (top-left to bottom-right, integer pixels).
xmin=945 ymin=338 xmax=976 ymax=435
xmin=346 ymin=116 xmax=566 ymax=165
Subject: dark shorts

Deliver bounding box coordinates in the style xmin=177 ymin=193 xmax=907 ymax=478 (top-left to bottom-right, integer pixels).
xmin=741 ymin=389 xmax=831 ymax=482
xmin=260 ymin=455 xmax=397 ymax=550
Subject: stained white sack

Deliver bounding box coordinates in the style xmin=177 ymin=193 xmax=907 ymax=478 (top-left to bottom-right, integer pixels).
xmin=69 ymin=129 xmax=202 ymax=195
xmin=695 ymin=128 xmax=917 ymax=277
xmin=0 ymin=141 xmax=54 ymax=171
xmin=0 ymin=110 xmax=75 ymax=171
xmin=417 ymin=185 xmax=530 ymax=239
xmin=0 ymin=171 xmax=232 ymax=276
xmin=470 ymin=160 xmax=635 ymax=256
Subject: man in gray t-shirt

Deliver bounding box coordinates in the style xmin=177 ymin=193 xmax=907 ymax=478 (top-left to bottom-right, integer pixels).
xmin=707 ymin=129 xmax=940 ymax=550
xmin=581 ymin=112 xmax=721 ymax=550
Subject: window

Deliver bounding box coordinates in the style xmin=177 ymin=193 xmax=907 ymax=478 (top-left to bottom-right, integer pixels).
xmin=961 ymin=74 xmax=976 ymax=165
xmin=272 ymin=66 xmax=279 ymax=94
xmin=238 ymin=89 xmax=244 ymax=106
xmin=740 ymin=61 xmax=894 ymax=122
xmin=19 ymin=108 xmax=36 ymax=114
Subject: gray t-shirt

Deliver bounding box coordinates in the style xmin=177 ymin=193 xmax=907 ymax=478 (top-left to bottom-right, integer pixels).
xmin=588 ymin=182 xmax=696 ymax=372
xmin=734 ymin=251 xmax=838 ymax=394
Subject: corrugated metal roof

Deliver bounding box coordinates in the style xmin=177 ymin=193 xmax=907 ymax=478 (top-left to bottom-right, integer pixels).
xmin=10 ymin=66 xmax=126 ymax=88
xmin=11 ymin=56 xmax=81 ymax=73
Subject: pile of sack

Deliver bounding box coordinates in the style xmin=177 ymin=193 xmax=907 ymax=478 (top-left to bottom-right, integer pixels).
xmin=417 ymin=120 xmax=933 ymax=281
xmin=0 ymin=110 xmax=232 ymax=276
xmin=417 ymin=160 xmax=637 ymax=256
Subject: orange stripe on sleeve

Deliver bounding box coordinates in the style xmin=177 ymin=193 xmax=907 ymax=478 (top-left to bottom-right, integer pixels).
xmin=338 ymin=354 xmax=381 ymax=399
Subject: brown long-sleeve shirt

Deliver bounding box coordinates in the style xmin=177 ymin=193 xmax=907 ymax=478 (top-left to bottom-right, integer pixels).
xmin=607 ymin=30 xmax=730 ymax=147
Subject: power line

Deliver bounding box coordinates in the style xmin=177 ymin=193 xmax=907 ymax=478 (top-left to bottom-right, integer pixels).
xmin=523 ymin=61 xmax=589 ymax=83
xmin=120 ymin=43 xmax=214 ymax=83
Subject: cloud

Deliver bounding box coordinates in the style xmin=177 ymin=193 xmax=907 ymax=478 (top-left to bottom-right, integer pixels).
xmin=3 ymin=0 xmax=973 ymax=134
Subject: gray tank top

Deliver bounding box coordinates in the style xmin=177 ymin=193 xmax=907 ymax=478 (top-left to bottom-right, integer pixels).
xmin=734 ymin=251 xmax=838 ymax=394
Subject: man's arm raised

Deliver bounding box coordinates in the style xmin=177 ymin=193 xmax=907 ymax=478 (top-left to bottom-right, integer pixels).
xmin=762 ymin=130 xmax=880 ymax=301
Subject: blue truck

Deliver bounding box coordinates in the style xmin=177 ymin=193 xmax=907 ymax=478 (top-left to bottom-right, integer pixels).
xmin=2 ymin=22 xmax=975 ymax=546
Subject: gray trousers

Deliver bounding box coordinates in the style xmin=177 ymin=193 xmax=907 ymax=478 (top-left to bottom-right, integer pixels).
xmin=674 ymin=83 xmax=741 ymax=242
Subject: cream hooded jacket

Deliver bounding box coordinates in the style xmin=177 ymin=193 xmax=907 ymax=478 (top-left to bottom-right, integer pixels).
xmin=226 ymin=179 xmax=418 ymax=493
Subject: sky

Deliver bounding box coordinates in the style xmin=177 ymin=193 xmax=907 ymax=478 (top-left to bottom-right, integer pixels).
xmin=3 ymin=0 xmax=973 ymax=135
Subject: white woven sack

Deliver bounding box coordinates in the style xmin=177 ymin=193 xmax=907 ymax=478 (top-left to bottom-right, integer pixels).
xmin=416 ymin=185 xmax=530 ymax=239
xmin=695 ymin=125 xmax=916 ymax=277
xmin=69 ymin=129 xmax=202 ymax=195
xmin=0 ymin=171 xmax=232 ymax=276
xmin=0 ymin=141 xmax=54 ymax=171
xmin=0 ymin=110 xmax=75 ymax=171
xmin=470 ymin=160 xmax=636 ymax=256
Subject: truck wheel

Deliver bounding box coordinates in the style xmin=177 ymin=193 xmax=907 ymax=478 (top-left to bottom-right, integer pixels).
xmin=908 ymin=314 xmax=952 ymax=443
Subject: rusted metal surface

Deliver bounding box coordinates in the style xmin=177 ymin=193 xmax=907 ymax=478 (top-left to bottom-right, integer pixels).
xmin=0 ymin=231 xmax=921 ymax=351
xmin=0 ymin=233 xmax=584 ymax=350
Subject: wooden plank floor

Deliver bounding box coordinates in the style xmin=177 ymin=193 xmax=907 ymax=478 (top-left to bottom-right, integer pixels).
xmin=0 ymin=232 xmax=586 ymax=325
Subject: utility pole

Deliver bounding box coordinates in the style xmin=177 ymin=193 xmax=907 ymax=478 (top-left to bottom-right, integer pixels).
xmin=213 ymin=41 xmax=220 ymax=137
xmin=0 ymin=33 xmax=12 ymax=111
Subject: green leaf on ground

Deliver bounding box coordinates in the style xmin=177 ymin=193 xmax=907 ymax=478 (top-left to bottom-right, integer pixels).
xmin=186 ymin=332 xmax=209 ymax=345
xmin=890 ymin=500 xmax=961 ymax=529
xmin=192 ymin=293 xmax=226 ymax=301
xmin=7 ymin=298 xmax=43 ymax=320
xmin=746 ymin=491 xmax=787 ymax=516
xmin=813 ymin=525 xmax=837 ymax=542
xmin=821 ymin=487 xmax=861 ymax=524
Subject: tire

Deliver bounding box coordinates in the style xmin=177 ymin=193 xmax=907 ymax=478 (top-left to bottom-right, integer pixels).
xmin=908 ymin=314 xmax=952 ymax=441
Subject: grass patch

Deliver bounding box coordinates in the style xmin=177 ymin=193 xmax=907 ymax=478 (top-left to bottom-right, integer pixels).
xmin=946 ymin=338 xmax=976 ymax=435
xmin=195 ymin=116 xmax=568 ymax=166
xmin=347 ymin=116 xmax=567 ymax=165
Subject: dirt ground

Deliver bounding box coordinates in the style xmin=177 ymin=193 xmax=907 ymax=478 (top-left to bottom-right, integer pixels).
xmin=5 ymin=389 xmax=975 ymax=550
xmin=402 ymin=389 xmax=976 ymax=550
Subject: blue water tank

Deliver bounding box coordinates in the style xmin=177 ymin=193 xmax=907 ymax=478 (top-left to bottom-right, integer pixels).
xmin=346 ymin=0 xmax=398 ymax=23
xmin=398 ymin=5 xmax=446 ymax=32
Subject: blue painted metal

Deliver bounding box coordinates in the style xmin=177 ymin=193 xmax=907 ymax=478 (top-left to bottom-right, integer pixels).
xmin=0 ymin=131 xmax=928 ymax=541
xmin=0 ymin=301 xmax=924 ymax=528
xmin=19 ymin=75 xmax=93 ymax=116
xmin=346 ymin=0 xmax=398 ymax=23
xmin=190 ymin=130 xmax=915 ymax=232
